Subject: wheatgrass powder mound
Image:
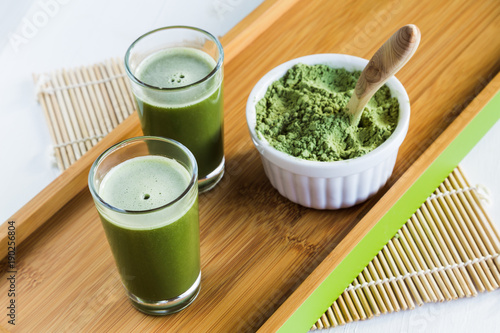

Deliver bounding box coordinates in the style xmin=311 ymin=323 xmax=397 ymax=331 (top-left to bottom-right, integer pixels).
xmin=255 ymin=64 xmax=400 ymax=162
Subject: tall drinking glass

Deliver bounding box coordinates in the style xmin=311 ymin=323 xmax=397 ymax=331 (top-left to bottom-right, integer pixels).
xmin=125 ymin=26 xmax=224 ymax=193
xmin=88 ymin=136 xmax=200 ymax=315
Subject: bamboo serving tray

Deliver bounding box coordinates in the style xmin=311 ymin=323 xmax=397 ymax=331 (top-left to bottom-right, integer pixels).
xmin=1 ymin=0 xmax=500 ymax=331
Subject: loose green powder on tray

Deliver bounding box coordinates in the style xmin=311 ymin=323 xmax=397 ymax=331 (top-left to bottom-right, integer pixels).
xmin=255 ymin=63 xmax=400 ymax=162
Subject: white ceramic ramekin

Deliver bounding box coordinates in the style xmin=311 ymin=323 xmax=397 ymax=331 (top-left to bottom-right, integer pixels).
xmin=246 ymin=54 xmax=410 ymax=209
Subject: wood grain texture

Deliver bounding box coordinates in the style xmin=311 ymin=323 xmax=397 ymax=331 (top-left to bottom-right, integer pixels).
xmin=1 ymin=0 xmax=500 ymax=331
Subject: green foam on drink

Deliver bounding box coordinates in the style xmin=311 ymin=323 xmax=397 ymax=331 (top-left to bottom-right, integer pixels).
xmin=137 ymin=47 xmax=215 ymax=88
xmin=98 ymin=155 xmax=191 ymax=215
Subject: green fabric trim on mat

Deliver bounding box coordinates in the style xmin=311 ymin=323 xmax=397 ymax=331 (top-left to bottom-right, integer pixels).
xmin=277 ymin=91 xmax=500 ymax=333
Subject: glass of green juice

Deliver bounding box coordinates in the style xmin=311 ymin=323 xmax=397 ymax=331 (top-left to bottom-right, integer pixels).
xmin=125 ymin=26 xmax=224 ymax=193
xmin=88 ymin=136 xmax=200 ymax=315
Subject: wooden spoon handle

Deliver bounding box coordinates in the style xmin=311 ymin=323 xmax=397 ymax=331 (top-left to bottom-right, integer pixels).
xmin=348 ymin=24 xmax=421 ymax=125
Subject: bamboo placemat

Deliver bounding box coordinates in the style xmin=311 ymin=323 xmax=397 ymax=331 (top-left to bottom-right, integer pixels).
xmin=34 ymin=58 xmax=134 ymax=170
xmin=312 ymin=166 xmax=500 ymax=330
xmin=33 ymin=60 xmax=499 ymax=330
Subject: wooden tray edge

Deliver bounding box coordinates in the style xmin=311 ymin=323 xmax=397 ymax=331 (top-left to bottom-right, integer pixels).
xmin=221 ymin=0 xmax=302 ymax=63
xmin=261 ymin=73 xmax=500 ymax=332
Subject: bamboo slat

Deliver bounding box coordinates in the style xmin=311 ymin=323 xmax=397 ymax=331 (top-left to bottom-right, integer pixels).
xmin=34 ymin=58 xmax=131 ymax=169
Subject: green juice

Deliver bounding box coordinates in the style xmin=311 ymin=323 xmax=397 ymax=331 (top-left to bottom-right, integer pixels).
xmin=97 ymin=155 xmax=200 ymax=301
xmin=134 ymin=47 xmax=224 ymax=179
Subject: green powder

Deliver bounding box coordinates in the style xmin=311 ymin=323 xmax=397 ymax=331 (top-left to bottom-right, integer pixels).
xmin=255 ymin=64 xmax=400 ymax=162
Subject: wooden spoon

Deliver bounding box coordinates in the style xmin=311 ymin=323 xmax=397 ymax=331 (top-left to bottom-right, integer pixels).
xmin=346 ymin=24 xmax=421 ymax=126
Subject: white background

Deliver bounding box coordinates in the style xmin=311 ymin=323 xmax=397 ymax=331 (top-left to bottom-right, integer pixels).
xmin=0 ymin=0 xmax=498 ymax=332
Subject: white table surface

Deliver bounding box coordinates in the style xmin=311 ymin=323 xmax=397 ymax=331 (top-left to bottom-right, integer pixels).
xmin=0 ymin=1 xmax=498 ymax=332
